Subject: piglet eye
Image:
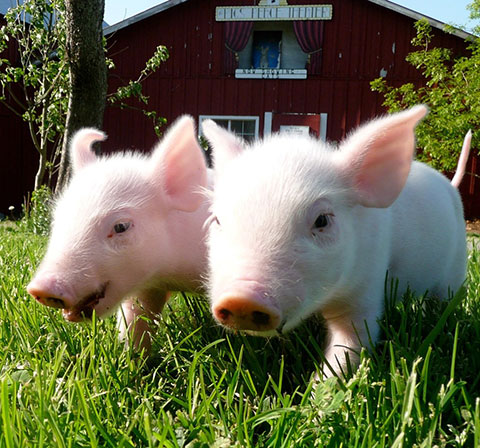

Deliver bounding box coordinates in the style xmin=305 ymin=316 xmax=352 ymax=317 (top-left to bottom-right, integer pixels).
xmin=209 ymin=216 xmax=220 ymax=227
xmin=314 ymin=214 xmax=329 ymax=228
xmin=113 ymin=222 xmax=131 ymax=234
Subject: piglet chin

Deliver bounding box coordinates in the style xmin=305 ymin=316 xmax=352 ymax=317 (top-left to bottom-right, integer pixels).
xmin=244 ymin=328 xmax=281 ymax=338
xmin=62 ymin=283 xmax=108 ymax=322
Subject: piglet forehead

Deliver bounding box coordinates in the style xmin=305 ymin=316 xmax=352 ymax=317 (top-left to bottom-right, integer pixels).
xmin=51 ymin=156 xmax=157 ymax=245
xmin=62 ymin=155 xmax=154 ymax=207
xmin=213 ymin=136 xmax=342 ymax=218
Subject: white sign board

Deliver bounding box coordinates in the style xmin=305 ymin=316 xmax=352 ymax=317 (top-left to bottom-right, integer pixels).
xmin=280 ymin=125 xmax=310 ymax=136
xmin=235 ymin=68 xmax=307 ymax=79
xmin=216 ymin=5 xmax=333 ymax=21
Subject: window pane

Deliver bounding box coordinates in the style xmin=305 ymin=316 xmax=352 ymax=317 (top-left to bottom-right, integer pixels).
xmin=230 ymin=120 xmax=244 ymax=135
xmin=202 ymin=117 xmax=257 ymax=143
xmin=214 ymin=119 xmax=229 ymax=130
xmin=252 ymin=31 xmax=282 ymax=69
xmin=230 ymin=119 xmax=256 ymax=142
xmin=242 ymin=120 xmax=256 ymax=136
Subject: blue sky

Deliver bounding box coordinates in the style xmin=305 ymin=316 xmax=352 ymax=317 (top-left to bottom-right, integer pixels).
xmin=394 ymin=0 xmax=473 ymax=29
xmin=104 ymin=0 xmax=473 ymax=29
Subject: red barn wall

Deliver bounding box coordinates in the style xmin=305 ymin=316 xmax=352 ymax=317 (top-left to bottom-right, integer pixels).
xmin=2 ymin=0 xmax=478 ymax=219
xmin=103 ymin=0 xmax=467 ymax=147
xmin=0 ymin=17 xmax=39 ymax=216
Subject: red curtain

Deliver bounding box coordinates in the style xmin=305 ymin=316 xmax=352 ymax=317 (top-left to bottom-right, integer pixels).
xmin=224 ymin=21 xmax=253 ymax=74
xmin=293 ymin=21 xmax=325 ymax=74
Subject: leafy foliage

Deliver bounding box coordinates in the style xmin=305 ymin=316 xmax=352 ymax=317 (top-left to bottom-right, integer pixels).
xmin=108 ymin=45 xmax=169 ymax=137
xmin=371 ymin=18 xmax=480 ymax=172
xmin=21 ymin=185 xmax=52 ymax=236
xmin=0 ymin=0 xmax=169 ymax=191
xmin=0 ymin=0 xmax=69 ymax=189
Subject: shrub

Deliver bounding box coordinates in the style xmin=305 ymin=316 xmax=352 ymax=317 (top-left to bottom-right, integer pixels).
xmin=22 ymin=185 xmax=52 ymax=236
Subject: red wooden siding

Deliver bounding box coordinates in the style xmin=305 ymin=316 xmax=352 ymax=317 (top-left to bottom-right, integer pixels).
xmin=1 ymin=0 xmax=478 ymax=218
xmin=104 ymin=0 xmax=468 ymax=147
xmin=0 ymin=17 xmax=38 ymax=216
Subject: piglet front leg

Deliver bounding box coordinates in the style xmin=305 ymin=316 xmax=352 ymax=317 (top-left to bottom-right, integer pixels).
xmin=118 ymin=290 xmax=170 ymax=351
xmin=319 ymin=297 xmax=382 ymax=379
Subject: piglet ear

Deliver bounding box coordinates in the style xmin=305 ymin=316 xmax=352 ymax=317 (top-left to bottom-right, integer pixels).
xmin=336 ymin=105 xmax=428 ymax=208
xmin=151 ymin=115 xmax=208 ymax=212
xmin=202 ymin=119 xmax=245 ymax=172
xmin=70 ymin=128 xmax=106 ymax=172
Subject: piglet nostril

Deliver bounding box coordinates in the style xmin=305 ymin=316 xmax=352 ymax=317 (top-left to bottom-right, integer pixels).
xmin=251 ymin=310 xmax=270 ymax=326
xmin=27 ymin=277 xmax=74 ymax=310
xmin=213 ymin=295 xmax=280 ymax=331
xmin=217 ymin=308 xmax=232 ymax=322
xmin=35 ymin=296 xmax=65 ymax=309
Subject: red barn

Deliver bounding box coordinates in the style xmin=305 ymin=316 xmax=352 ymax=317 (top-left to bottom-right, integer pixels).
xmin=103 ymin=0 xmax=478 ymax=216
xmin=1 ymin=0 xmax=479 ymax=218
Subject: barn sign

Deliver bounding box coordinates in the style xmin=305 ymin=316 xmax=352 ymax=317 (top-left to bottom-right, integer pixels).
xmin=215 ymin=5 xmax=333 ymax=22
xmin=235 ymin=68 xmax=307 ymax=79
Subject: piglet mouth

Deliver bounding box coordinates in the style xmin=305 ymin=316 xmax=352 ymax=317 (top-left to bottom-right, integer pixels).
xmin=62 ymin=283 xmax=108 ymax=322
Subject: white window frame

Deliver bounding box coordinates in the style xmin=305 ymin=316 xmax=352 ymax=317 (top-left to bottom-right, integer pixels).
xmin=199 ymin=115 xmax=260 ymax=140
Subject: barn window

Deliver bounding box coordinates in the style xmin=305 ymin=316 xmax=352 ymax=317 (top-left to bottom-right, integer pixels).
xmin=236 ymin=22 xmax=307 ymax=75
xmin=223 ymin=20 xmax=324 ymax=78
xmin=199 ymin=115 xmax=259 ymax=142
xmin=251 ymin=31 xmax=282 ymax=69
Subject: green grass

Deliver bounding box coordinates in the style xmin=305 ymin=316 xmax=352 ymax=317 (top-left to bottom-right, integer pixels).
xmin=1 ymin=221 xmax=480 ymax=447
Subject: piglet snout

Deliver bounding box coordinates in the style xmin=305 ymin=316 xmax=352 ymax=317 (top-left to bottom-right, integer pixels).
xmin=213 ymin=288 xmax=281 ymax=331
xmin=27 ymin=275 xmax=74 ymax=310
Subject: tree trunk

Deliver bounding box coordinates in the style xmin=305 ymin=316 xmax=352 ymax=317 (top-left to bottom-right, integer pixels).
xmin=34 ymin=152 xmax=47 ymax=191
xmin=56 ymin=0 xmax=107 ymax=192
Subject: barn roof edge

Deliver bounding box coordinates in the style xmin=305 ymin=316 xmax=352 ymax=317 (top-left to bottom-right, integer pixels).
xmin=368 ymin=0 xmax=473 ymax=40
xmin=104 ymin=0 xmax=189 ymax=35
xmin=103 ymin=0 xmax=474 ymax=41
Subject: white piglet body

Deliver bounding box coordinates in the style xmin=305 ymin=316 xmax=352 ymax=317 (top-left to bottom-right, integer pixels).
xmin=203 ymin=106 xmax=467 ymax=377
xmin=27 ymin=116 xmax=210 ymax=350
xmin=389 ymin=163 xmax=466 ymax=297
